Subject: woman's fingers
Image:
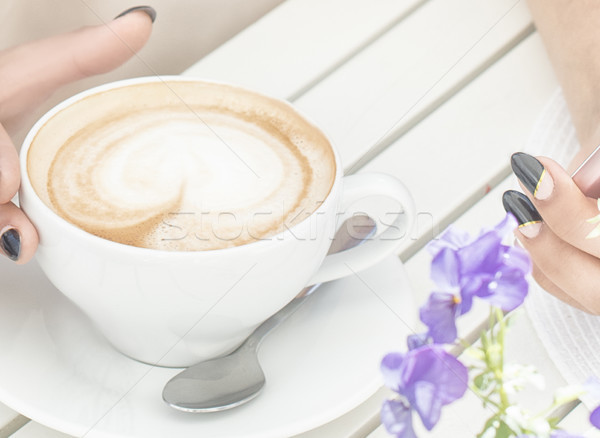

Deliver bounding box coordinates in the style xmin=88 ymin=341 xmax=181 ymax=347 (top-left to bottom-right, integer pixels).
xmin=531 ymin=252 xmax=595 ymax=313
xmin=0 ymin=122 xmax=36 ymax=263
xmin=0 ymin=6 xmax=155 ymax=124
xmin=528 ymin=231 xmax=600 ymax=314
xmin=504 ymin=190 xmax=600 ymax=314
xmin=0 ymin=202 xmax=38 ymax=264
xmin=509 ymin=153 xmax=600 ymax=256
xmin=0 ymin=6 xmax=155 ymax=264
xmin=0 ymin=124 xmax=19 ymax=204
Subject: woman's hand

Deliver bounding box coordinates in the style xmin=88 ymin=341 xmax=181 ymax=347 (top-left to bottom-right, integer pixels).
xmin=503 ymin=152 xmax=600 ymax=314
xmin=0 ymin=6 xmax=155 ymax=264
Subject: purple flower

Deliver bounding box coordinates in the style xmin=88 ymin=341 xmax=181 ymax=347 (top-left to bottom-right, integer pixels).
xmin=420 ymin=214 xmax=531 ymax=344
xmin=428 ymin=213 xmax=517 ymax=255
xmin=419 ymin=291 xmax=460 ymax=344
xmin=406 ymin=332 xmax=429 ymax=351
xmin=590 ymin=406 xmax=600 ymax=429
xmin=426 ymin=224 xmax=471 ymax=256
xmin=381 ymin=345 xmax=468 ymax=434
xmin=381 ymin=400 xmax=417 ymax=438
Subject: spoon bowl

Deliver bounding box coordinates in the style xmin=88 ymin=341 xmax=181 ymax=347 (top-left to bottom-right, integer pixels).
xmin=162 ymin=215 xmax=376 ymax=413
xmin=163 ymin=346 xmax=264 ymax=412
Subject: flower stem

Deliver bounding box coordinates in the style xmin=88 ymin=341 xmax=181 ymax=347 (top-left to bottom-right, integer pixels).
xmin=494 ymin=307 xmax=510 ymax=409
xmin=480 ymin=307 xmax=510 ymax=412
xmin=469 ymin=383 xmax=502 ymax=410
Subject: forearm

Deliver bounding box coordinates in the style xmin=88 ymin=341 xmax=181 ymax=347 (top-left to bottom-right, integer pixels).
xmin=527 ymin=0 xmax=600 ymax=165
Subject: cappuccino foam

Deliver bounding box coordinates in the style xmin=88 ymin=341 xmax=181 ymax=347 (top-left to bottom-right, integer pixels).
xmin=27 ymin=80 xmax=336 ymax=251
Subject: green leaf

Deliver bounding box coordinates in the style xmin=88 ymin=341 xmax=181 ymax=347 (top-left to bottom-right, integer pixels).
xmin=487 ymin=344 xmax=503 ymax=370
xmin=476 ymin=374 xmax=492 ymax=392
xmin=481 ymin=330 xmax=490 ymax=349
xmin=473 ymin=372 xmax=485 ymax=390
xmin=474 ymin=372 xmax=496 ymax=393
xmin=495 ymin=420 xmax=516 ymax=438
xmin=475 ymin=417 xmax=516 ymax=438
xmin=476 ymin=416 xmax=499 ymax=438
xmin=547 ymin=416 xmax=560 ymax=428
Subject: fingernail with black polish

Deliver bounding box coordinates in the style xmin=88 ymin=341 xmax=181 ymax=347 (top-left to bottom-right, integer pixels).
xmin=114 ymin=6 xmax=156 ymax=22
xmin=511 ymin=152 xmax=554 ymax=200
xmin=502 ymin=190 xmax=542 ymax=238
xmin=0 ymin=227 xmax=20 ymax=261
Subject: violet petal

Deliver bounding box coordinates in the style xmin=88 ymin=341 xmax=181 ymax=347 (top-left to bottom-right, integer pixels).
xmin=481 ymin=268 xmax=528 ymax=311
xmin=406 ymin=346 xmax=468 ymax=404
xmin=381 ymin=400 xmax=417 ymax=438
xmin=412 ymin=380 xmax=443 ymax=430
xmin=430 ymin=248 xmax=460 ymax=291
xmin=403 ymin=346 xmax=468 ymax=429
xmin=381 ymin=352 xmax=406 ymax=392
xmin=407 ymin=333 xmax=430 ymax=351
xmin=491 ymin=212 xmax=518 ymax=239
xmin=590 ymin=405 xmax=600 ymax=429
xmin=458 ymin=231 xmax=502 ymax=275
xmin=419 ymin=292 xmax=459 ymax=344
xmin=427 ymin=226 xmax=472 ymax=256
xmin=502 ymin=245 xmax=532 ymax=275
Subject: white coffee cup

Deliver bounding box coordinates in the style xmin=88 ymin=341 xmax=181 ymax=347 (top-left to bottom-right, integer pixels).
xmin=19 ymin=76 xmax=415 ymax=367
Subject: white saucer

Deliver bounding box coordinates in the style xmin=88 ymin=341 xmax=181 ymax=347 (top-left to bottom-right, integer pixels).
xmin=0 ymin=255 xmax=415 ymax=437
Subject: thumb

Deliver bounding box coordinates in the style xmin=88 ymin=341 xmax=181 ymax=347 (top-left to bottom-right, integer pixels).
xmin=0 ymin=6 xmax=155 ymax=123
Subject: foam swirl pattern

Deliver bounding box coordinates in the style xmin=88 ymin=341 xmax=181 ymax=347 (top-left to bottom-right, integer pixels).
xmin=28 ymin=81 xmax=336 ymax=251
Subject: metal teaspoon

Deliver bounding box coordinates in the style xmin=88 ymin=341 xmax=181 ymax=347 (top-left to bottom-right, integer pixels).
xmin=162 ymin=215 xmax=377 ymax=412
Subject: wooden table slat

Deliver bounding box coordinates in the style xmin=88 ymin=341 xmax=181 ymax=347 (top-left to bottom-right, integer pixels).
xmin=183 ymin=0 xmax=427 ymax=100
xmin=0 ymin=405 xmax=23 ymax=437
xmin=293 ymin=0 xmax=534 ymax=170
xmin=8 ymin=421 xmax=71 ymax=438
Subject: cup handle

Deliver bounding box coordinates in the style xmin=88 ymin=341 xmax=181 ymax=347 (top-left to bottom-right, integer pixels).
xmin=307 ymin=172 xmax=415 ymax=285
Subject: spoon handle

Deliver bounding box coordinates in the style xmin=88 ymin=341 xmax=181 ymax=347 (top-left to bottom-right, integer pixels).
xmin=242 ymin=284 xmax=318 ymax=350
xmin=242 ymin=215 xmax=376 ymax=351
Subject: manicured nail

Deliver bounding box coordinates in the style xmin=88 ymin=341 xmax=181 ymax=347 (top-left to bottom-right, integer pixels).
xmin=502 ymin=190 xmax=542 ymax=238
xmin=114 ymin=6 xmax=156 ymax=22
xmin=0 ymin=227 xmax=20 ymax=261
xmin=511 ymin=152 xmax=554 ymax=200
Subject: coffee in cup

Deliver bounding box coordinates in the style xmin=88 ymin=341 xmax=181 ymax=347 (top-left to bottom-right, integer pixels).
xmin=27 ymin=81 xmax=336 ymax=251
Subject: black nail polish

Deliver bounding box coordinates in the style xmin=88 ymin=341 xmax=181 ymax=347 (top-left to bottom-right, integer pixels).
xmin=511 ymin=152 xmax=547 ymax=197
xmin=502 ymin=190 xmax=542 ymax=227
xmin=0 ymin=228 xmax=20 ymax=262
xmin=114 ymin=6 xmax=156 ymax=23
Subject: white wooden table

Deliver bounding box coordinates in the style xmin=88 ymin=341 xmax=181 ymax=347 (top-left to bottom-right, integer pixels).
xmin=2 ymin=0 xmax=597 ymax=436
